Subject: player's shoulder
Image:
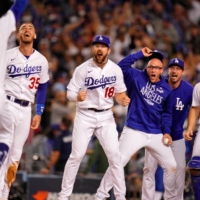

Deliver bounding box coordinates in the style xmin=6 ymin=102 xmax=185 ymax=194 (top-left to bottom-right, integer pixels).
xmin=107 ymin=59 xmax=123 ymax=73
xmin=33 ymin=49 xmax=48 ymax=61
xmin=180 ymin=80 xmax=193 ymax=91
xmin=75 ymin=59 xmax=91 ymax=71
xmin=194 ymin=82 xmax=200 ymax=90
xmin=160 ymin=77 xmax=172 ymax=92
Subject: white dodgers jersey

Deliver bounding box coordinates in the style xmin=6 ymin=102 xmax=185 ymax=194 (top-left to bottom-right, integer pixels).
xmin=0 ymin=11 xmax=15 ymax=87
xmin=4 ymin=47 xmax=49 ymax=103
xmin=67 ymin=58 xmax=127 ymax=109
xmin=191 ymin=82 xmax=200 ymax=131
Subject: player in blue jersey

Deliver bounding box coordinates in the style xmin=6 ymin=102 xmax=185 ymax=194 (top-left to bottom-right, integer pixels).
xmin=185 ymin=82 xmax=200 ymax=200
xmin=94 ymin=47 xmax=178 ymax=200
xmin=142 ymin=58 xmax=193 ymax=200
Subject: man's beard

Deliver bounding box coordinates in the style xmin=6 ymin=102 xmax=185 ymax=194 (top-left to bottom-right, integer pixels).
xmin=94 ymin=54 xmax=107 ymax=64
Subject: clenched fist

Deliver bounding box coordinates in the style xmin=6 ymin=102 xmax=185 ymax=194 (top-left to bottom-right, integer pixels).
xmin=77 ymin=90 xmax=87 ymax=101
xmin=122 ymin=96 xmax=130 ymax=107
xmin=141 ymin=47 xmax=152 ymax=57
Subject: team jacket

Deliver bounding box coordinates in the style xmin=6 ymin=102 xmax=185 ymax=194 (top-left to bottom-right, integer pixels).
xmin=118 ymin=51 xmax=173 ymax=134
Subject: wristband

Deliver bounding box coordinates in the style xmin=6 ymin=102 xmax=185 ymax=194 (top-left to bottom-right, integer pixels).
xmin=36 ymin=104 xmax=44 ymax=116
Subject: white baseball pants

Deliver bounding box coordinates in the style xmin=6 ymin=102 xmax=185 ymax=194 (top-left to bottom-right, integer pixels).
xmin=0 ymin=100 xmax=31 ymax=200
xmin=95 ymin=127 xmax=177 ymax=200
xmin=142 ymin=139 xmax=186 ymax=200
xmin=58 ymin=109 xmax=126 ymax=200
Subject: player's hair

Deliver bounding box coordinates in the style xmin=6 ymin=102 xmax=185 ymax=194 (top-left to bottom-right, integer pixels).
xmin=19 ymin=22 xmax=35 ymax=31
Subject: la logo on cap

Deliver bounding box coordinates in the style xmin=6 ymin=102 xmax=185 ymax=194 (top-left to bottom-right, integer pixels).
xmin=175 ymin=59 xmax=179 ymax=63
xmin=99 ymin=35 xmax=103 ymax=40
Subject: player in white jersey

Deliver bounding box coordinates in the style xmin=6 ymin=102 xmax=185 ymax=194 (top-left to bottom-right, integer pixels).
xmin=0 ymin=1 xmax=28 ymax=198
xmin=58 ymin=35 xmax=130 ymax=200
xmin=185 ymin=83 xmax=200 ymax=200
xmin=0 ymin=22 xmax=49 ymax=200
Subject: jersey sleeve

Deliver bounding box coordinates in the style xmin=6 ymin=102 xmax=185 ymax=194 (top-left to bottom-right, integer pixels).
xmin=161 ymin=91 xmax=173 ymax=134
xmin=10 ymin=0 xmax=28 ymax=22
xmin=39 ymin=58 xmax=49 ymax=84
xmin=192 ymin=83 xmax=200 ymax=107
xmin=114 ymin=67 xmax=127 ymax=93
xmin=67 ymin=67 xmax=85 ymax=92
xmin=0 ymin=10 xmax=16 ymax=39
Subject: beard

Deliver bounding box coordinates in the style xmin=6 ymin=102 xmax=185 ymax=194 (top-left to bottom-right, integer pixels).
xmin=20 ymin=36 xmax=34 ymax=45
xmin=94 ymin=54 xmax=107 ymax=64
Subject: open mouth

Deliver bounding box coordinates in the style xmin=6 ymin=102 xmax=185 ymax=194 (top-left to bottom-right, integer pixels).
xmin=97 ymin=52 xmax=103 ymax=57
xmin=172 ymin=74 xmax=177 ymax=78
xmin=24 ymin=33 xmax=30 ymax=38
xmin=151 ymin=74 xmax=156 ymax=78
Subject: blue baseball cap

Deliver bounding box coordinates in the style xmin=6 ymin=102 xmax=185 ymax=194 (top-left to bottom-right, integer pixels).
xmin=92 ymin=35 xmax=110 ymax=48
xmin=148 ymin=50 xmax=164 ymax=62
xmin=168 ymin=58 xmax=184 ymax=70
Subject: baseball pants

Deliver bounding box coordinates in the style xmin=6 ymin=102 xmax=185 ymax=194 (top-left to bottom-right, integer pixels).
xmin=1 ymin=100 xmax=31 ymax=199
xmin=142 ymin=139 xmax=186 ymax=200
xmin=58 ymin=108 xmax=126 ymax=200
xmin=95 ymin=126 xmax=177 ymax=200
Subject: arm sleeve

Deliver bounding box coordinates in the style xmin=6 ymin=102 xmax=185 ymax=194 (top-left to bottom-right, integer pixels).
xmin=117 ymin=50 xmax=144 ymax=95
xmin=39 ymin=58 xmax=49 ymax=84
xmin=118 ymin=50 xmax=144 ymax=76
xmin=114 ymin=67 xmax=127 ymax=93
xmin=192 ymin=83 xmax=200 ymax=107
xmin=161 ymin=91 xmax=173 ymax=134
xmin=53 ymin=136 xmax=62 ymax=151
xmin=66 ymin=90 xmax=78 ymax=101
xmin=67 ymin=67 xmax=85 ymax=92
xmin=10 ymin=0 xmax=28 ymax=22
xmin=36 ymin=82 xmax=47 ymax=104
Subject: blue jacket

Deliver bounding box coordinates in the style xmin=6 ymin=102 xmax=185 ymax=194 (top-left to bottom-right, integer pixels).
xmin=118 ymin=51 xmax=172 ymax=134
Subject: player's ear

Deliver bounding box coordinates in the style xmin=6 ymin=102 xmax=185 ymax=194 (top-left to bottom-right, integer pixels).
xmin=108 ymin=48 xmax=111 ymax=55
xmin=34 ymin=34 xmax=37 ymax=39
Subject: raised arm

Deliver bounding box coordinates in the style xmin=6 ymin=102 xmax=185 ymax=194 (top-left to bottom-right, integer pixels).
xmin=10 ymin=0 xmax=29 ymax=22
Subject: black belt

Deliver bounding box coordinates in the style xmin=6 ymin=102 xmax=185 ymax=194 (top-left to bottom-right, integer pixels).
xmin=7 ymin=95 xmax=30 ymax=107
xmin=88 ymin=108 xmax=110 ymax=112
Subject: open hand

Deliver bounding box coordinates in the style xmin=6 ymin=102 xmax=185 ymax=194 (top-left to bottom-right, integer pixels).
xmin=31 ymin=115 xmax=41 ymax=129
xmin=184 ymin=130 xmax=193 ymax=141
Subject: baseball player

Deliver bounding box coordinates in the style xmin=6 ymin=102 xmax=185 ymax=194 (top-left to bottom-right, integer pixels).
xmin=0 ymin=0 xmax=28 ymax=197
xmin=184 ymin=83 xmax=200 ymax=199
xmin=142 ymin=58 xmax=193 ymax=200
xmin=95 ymin=48 xmax=178 ymax=200
xmin=0 ymin=22 xmax=49 ymax=200
xmin=58 ymin=35 xmax=130 ymax=200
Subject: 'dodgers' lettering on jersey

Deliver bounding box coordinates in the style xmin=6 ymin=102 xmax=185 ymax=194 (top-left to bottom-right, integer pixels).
xmin=7 ymin=64 xmax=42 ymax=78
xmin=140 ymin=82 xmax=163 ymax=105
xmin=85 ymin=75 xmax=116 ymax=90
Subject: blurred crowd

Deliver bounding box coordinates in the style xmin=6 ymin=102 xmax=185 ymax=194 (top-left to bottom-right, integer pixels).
xmin=9 ymin=0 xmax=200 ymax=198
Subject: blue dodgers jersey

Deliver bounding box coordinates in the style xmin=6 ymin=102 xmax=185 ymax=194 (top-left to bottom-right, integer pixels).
xmin=169 ymin=80 xmax=193 ymax=141
xmin=118 ymin=51 xmax=173 ymax=134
